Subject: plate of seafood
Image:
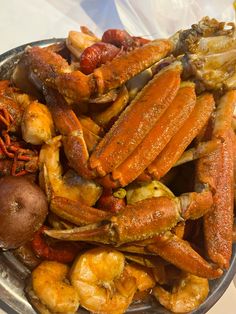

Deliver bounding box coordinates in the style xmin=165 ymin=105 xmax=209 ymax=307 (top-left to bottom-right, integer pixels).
xmin=0 ymin=17 xmax=236 ymax=314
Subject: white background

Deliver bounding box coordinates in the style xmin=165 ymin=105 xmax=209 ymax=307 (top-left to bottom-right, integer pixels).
xmin=0 ymin=0 xmax=236 ymax=313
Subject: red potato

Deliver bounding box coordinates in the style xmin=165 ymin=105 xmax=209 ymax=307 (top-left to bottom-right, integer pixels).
xmin=0 ymin=176 xmax=48 ymax=249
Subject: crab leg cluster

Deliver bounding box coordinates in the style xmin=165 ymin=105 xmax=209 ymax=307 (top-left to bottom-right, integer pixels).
xmin=90 ymin=63 xmax=181 ymax=177
xmin=45 ymin=190 xmax=224 ymax=279
xmin=18 ymin=39 xmax=171 ymax=102
xmin=15 ymin=37 xmax=219 ymax=190
xmin=46 ymin=191 xmax=213 ymax=244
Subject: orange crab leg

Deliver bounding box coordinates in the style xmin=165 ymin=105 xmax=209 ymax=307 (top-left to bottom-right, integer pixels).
xmin=43 ymin=87 xmax=96 ymax=179
xmin=148 ymin=93 xmax=215 ymax=179
xmin=23 ymin=40 xmax=171 ymax=102
xmin=50 ymin=196 xmax=112 ymax=226
xmin=213 ymin=90 xmax=236 ymax=137
xmin=147 ymin=232 xmax=222 ymax=279
xmin=93 ymin=85 xmax=129 ymax=127
xmin=15 ymin=46 xmax=95 ymax=101
xmin=174 ymin=139 xmax=221 ymax=167
xmin=196 ymin=90 xmax=236 ymax=269
xmin=133 ymin=139 xmax=221 ymax=183
xmin=45 ymin=191 xmax=212 ymax=245
xmin=93 ymin=39 xmax=172 ymax=95
xmin=111 ymin=82 xmax=196 ymax=186
xmin=205 ymin=130 xmax=234 ymax=269
xmin=195 ymin=139 xmax=220 ymax=193
xmin=90 ymin=63 xmax=181 ymax=176
xmin=56 ymin=39 xmax=172 ymax=101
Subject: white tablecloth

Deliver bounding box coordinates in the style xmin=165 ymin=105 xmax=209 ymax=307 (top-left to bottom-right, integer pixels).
xmin=0 ymin=0 xmax=236 ymax=313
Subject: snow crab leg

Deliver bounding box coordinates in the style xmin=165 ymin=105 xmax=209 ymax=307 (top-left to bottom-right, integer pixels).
xmin=50 ymin=196 xmax=112 ymax=226
xmin=97 ymin=91 xmax=214 ymax=188
xmin=111 ymin=82 xmax=196 ymax=186
xmin=57 ymin=39 xmax=172 ymax=101
xmin=16 ymin=39 xmax=172 ymax=102
xmin=45 ymin=191 xmax=212 ymax=244
xmin=147 ymin=232 xmax=222 ymax=279
xmin=196 ymin=90 xmax=236 ymax=269
xmin=174 ymin=138 xmax=221 ymax=167
xmin=44 ymin=191 xmax=223 ymax=278
xmin=89 ymin=63 xmax=181 ymax=177
xmin=148 ymin=93 xmax=215 ymax=179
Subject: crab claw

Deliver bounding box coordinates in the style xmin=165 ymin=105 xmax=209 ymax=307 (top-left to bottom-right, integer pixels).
xmin=16 ymin=39 xmax=172 ymax=103
xmin=44 ymin=191 xmax=212 ymax=245
xmin=147 ymin=232 xmax=223 ymax=279
xmin=50 ymin=196 xmax=112 ymax=226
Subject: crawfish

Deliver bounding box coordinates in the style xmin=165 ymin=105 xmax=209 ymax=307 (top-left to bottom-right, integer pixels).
xmin=0 ymin=84 xmax=38 ymax=176
xmin=31 ymin=226 xmax=83 ymax=264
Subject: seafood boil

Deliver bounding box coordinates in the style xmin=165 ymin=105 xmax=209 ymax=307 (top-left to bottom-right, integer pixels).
xmin=0 ymin=17 xmax=236 ymax=314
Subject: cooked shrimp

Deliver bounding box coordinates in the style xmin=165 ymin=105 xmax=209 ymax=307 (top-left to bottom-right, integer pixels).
xmin=125 ymin=263 xmax=156 ymax=291
xmin=21 ymin=101 xmax=55 ymax=145
xmin=70 ymin=247 xmax=137 ymax=314
xmin=32 ymin=261 xmax=79 ymax=314
xmin=39 ymin=135 xmax=102 ymax=205
xmin=153 ymin=273 xmax=209 ymax=313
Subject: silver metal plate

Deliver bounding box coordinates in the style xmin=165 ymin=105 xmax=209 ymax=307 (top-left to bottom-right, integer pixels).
xmin=0 ymin=40 xmax=236 ymax=314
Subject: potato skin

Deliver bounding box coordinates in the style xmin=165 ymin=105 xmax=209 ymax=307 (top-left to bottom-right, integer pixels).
xmin=0 ymin=176 xmax=48 ymax=249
